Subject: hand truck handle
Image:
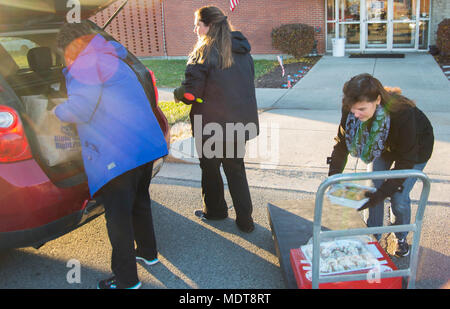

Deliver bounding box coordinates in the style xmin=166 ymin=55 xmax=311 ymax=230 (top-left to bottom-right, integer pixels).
xmin=310 ymin=169 xmax=431 ymax=289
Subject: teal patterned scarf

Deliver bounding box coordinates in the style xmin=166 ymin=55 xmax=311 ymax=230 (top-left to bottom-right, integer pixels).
xmin=345 ymin=105 xmax=390 ymax=164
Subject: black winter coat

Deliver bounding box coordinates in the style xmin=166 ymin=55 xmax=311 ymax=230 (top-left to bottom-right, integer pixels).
xmin=179 ymin=31 xmax=259 ymax=142
xmin=328 ymin=103 xmax=434 ymax=197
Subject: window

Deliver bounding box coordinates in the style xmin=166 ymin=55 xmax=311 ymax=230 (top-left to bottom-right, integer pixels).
xmin=393 ymin=0 xmax=416 ymax=20
xmin=339 ymin=0 xmax=361 ymax=21
xmin=420 ymin=0 xmax=430 ymax=18
xmin=0 ymin=37 xmax=38 ymax=68
xmin=327 ymin=0 xmax=336 ymax=21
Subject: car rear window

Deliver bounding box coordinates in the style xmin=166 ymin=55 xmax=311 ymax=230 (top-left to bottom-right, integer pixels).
xmin=0 ymin=37 xmax=38 ymax=68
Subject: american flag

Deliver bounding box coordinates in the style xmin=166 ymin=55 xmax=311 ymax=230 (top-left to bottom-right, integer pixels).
xmin=230 ymin=0 xmax=239 ymax=12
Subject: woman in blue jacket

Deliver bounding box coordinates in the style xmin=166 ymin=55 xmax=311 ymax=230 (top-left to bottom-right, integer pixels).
xmin=54 ymin=22 xmax=168 ymax=289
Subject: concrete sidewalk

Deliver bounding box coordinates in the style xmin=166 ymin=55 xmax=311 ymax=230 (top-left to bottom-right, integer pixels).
xmin=271 ymin=53 xmax=450 ymax=112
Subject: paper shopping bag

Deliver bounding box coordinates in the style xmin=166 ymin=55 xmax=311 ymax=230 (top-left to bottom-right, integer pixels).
xmin=35 ymin=111 xmax=82 ymax=166
xmin=22 ymin=95 xmax=82 ymax=166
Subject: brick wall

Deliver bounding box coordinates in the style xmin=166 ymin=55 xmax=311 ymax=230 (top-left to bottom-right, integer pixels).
xmin=90 ymin=0 xmax=165 ymax=57
xmin=91 ymin=0 xmax=326 ymax=57
xmin=164 ymin=0 xmax=326 ymax=56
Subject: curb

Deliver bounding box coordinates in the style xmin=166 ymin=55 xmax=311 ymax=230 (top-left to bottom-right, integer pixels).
xmin=165 ymin=153 xmax=197 ymax=164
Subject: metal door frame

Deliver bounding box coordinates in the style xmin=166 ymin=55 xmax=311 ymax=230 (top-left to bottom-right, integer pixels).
xmin=326 ymin=0 xmax=432 ymax=52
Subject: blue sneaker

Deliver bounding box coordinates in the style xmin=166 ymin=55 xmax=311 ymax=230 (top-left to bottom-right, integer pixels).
xmin=136 ymin=256 xmax=160 ymax=266
xmin=97 ymin=277 xmax=142 ymax=289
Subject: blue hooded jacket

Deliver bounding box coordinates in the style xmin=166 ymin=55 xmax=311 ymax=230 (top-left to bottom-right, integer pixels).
xmin=55 ymin=34 xmax=168 ymax=195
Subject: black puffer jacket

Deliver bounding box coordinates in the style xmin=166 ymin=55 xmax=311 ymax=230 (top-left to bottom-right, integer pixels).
xmin=178 ymin=31 xmax=259 ymax=142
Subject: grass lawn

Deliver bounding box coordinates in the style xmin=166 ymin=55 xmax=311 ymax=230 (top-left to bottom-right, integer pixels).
xmin=141 ymin=59 xmax=187 ymax=88
xmin=141 ymin=59 xmax=279 ymax=88
xmin=158 ymin=101 xmax=191 ymax=126
xmin=142 ymin=58 xmax=280 ymax=125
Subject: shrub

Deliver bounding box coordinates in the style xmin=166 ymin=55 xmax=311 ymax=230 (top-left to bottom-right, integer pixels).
xmin=436 ymin=18 xmax=450 ymax=56
xmin=271 ymin=23 xmax=315 ymax=59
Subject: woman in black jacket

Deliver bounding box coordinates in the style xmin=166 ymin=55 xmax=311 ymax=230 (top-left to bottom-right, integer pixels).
xmin=328 ymin=73 xmax=434 ymax=257
xmin=174 ymin=6 xmax=259 ymax=232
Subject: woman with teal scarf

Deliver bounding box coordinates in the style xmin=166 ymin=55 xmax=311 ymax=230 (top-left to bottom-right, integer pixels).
xmin=328 ymin=74 xmax=434 ymax=257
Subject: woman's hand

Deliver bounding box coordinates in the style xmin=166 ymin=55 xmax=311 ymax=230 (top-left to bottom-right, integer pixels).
xmin=357 ymin=189 xmax=386 ymax=211
xmin=173 ymin=86 xmax=185 ymax=103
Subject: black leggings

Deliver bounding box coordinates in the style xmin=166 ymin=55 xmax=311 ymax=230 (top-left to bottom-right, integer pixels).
xmin=97 ymin=161 xmax=157 ymax=286
xmin=197 ymin=141 xmax=253 ymax=226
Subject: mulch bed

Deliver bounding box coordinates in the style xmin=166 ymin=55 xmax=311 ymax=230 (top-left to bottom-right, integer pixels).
xmin=434 ymin=54 xmax=450 ymax=66
xmin=255 ymin=56 xmax=322 ymax=88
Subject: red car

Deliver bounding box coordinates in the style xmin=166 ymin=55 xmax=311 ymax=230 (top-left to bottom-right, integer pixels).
xmin=0 ymin=1 xmax=170 ymax=250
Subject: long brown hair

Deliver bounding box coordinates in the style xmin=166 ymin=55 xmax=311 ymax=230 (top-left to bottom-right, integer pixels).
xmin=188 ymin=6 xmax=233 ymax=69
xmin=342 ymin=73 xmax=415 ymax=113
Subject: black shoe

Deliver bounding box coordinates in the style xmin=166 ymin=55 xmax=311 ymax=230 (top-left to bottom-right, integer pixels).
xmin=236 ymin=219 xmax=255 ymax=233
xmin=97 ymin=276 xmax=142 ymax=289
xmin=194 ymin=210 xmax=227 ymax=220
xmin=395 ymin=239 xmax=410 ymax=257
xmin=194 ymin=210 xmax=207 ymax=220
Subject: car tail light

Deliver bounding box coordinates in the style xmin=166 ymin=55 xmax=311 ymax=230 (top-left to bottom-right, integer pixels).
xmin=146 ymin=68 xmax=159 ymax=104
xmin=145 ymin=68 xmax=170 ymax=146
xmin=0 ymin=105 xmax=32 ymax=163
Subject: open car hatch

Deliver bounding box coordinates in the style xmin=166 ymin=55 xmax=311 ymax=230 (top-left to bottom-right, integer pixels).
xmin=0 ymin=0 xmax=120 ymax=31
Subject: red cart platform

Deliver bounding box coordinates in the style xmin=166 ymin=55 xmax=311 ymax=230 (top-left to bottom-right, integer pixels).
xmin=290 ymin=242 xmax=402 ymax=289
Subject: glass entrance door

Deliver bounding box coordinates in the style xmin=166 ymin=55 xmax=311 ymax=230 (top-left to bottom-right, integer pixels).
xmin=392 ymin=0 xmax=417 ymax=48
xmin=326 ymin=0 xmax=431 ymax=52
xmin=364 ymin=0 xmax=388 ymax=49
xmin=337 ymin=0 xmax=362 ymax=49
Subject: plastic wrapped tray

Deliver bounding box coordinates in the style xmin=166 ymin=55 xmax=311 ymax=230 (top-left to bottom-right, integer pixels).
xmin=326 ymin=183 xmax=376 ymax=209
xmin=300 ymin=239 xmax=380 ymax=275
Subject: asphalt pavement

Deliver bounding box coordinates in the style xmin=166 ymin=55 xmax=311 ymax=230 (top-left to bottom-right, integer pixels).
xmin=157 ymin=52 xmax=450 ymax=289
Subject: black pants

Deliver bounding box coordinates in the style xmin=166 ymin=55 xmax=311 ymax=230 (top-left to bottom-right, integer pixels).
xmin=97 ymin=161 xmax=157 ymax=286
xmin=197 ymin=140 xmax=253 ymax=227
